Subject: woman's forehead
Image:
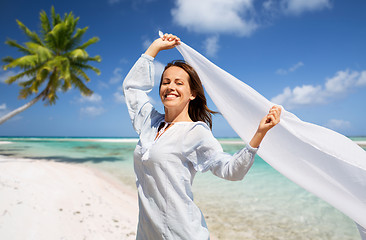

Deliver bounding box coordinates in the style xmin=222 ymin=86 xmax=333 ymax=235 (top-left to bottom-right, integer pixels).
xmin=163 ymin=66 xmax=189 ymax=80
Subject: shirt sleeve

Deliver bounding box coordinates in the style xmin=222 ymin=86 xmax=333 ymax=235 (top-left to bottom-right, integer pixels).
xmin=183 ymin=123 xmax=258 ymax=181
xmin=123 ymin=54 xmax=156 ymax=135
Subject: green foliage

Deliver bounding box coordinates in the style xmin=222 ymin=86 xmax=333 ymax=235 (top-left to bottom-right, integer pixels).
xmin=2 ymin=6 xmax=101 ymax=105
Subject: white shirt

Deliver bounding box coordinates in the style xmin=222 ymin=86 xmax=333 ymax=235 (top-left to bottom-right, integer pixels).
xmin=123 ymin=54 xmax=258 ymax=240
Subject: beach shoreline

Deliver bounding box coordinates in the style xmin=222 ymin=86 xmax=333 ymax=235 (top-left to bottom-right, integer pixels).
xmin=1 ymin=138 xmax=365 ymax=147
xmin=0 ymin=154 xmax=138 ymax=240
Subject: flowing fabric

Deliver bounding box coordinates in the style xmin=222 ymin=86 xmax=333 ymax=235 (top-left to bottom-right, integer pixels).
xmin=171 ymin=36 xmax=366 ymax=238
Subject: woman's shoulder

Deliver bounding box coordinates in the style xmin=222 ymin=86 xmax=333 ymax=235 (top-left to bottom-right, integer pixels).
xmin=180 ymin=121 xmax=213 ymax=139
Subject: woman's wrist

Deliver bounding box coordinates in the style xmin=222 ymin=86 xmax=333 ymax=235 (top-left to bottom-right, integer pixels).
xmin=249 ymin=129 xmax=267 ymax=148
xmin=145 ymin=43 xmax=161 ymax=58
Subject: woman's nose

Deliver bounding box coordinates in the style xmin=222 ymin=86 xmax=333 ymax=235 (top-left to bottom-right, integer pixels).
xmin=167 ymin=82 xmax=176 ymax=90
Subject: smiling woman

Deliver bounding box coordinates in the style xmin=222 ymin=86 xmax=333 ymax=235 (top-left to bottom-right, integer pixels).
xmin=122 ymin=33 xmax=281 ymax=240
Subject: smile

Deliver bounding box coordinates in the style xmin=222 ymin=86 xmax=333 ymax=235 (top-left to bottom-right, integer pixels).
xmin=164 ymin=93 xmax=179 ymax=100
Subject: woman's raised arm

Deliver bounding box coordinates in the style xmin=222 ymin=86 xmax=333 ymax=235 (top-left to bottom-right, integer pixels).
xmin=145 ymin=33 xmax=180 ymax=58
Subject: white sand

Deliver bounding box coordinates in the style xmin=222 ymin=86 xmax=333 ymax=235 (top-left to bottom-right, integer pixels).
xmin=355 ymin=141 xmax=366 ymax=147
xmin=0 ymin=155 xmax=138 ymax=240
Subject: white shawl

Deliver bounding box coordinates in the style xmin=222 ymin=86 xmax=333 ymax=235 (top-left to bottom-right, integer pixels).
xmin=167 ymin=33 xmax=366 ymax=239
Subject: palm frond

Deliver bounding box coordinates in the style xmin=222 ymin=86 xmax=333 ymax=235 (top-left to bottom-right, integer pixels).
xmin=73 ymin=67 xmax=90 ymax=82
xmin=5 ymin=67 xmax=39 ymax=84
xmin=18 ymin=77 xmax=36 ymax=99
xmin=71 ymin=62 xmax=101 ymax=75
xmin=64 ymin=12 xmax=79 ymax=35
xmin=60 ymin=57 xmax=71 ymax=81
xmin=61 ymin=78 xmax=72 ymax=92
xmin=42 ymin=69 xmax=59 ymax=105
xmin=2 ymin=56 xmax=15 ymax=64
xmin=40 ymin=10 xmax=51 ymax=37
xmin=36 ymin=67 xmax=50 ymax=81
xmin=3 ymin=55 xmax=39 ymax=70
xmin=19 ymin=87 xmax=33 ymax=99
xmin=16 ymin=20 xmax=44 ymax=46
xmin=25 ymin=42 xmax=54 ymax=62
xmin=86 ymin=55 xmax=101 ymax=63
xmin=5 ymin=39 xmax=32 ymax=55
xmin=64 ymin=26 xmax=88 ymax=51
xmin=51 ymin=6 xmax=62 ymax=27
xmin=68 ymin=49 xmax=88 ymax=60
xmin=70 ymin=73 xmax=92 ymax=96
xmin=43 ymin=56 xmax=67 ymax=72
xmin=46 ymin=22 xmax=65 ymax=51
xmin=77 ymin=37 xmax=99 ymax=49
xmin=18 ymin=78 xmax=36 ymax=88
xmin=30 ymin=77 xmax=43 ymax=93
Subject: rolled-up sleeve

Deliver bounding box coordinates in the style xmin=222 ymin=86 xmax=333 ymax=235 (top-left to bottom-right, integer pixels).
xmin=183 ymin=123 xmax=258 ymax=181
xmin=123 ymin=54 xmax=155 ymax=134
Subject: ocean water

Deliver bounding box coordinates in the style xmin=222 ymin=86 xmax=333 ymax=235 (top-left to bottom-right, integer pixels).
xmin=0 ymin=137 xmax=364 ymax=240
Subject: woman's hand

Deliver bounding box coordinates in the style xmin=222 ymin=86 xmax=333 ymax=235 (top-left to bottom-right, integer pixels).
xmin=145 ymin=33 xmax=180 ymax=58
xmin=258 ymin=105 xmax=282 ymax=133
xmin=249 ymin=105 xmax=282 ymax=148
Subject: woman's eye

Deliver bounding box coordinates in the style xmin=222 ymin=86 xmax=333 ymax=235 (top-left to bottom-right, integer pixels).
xmin=177 ymin=82 xmax=183 ymax=85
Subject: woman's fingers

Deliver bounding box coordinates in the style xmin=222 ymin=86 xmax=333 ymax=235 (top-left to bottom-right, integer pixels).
xmin=264 ymin=106 xmax=281 ymax=126
xmin=162 ymin=33 xmax=180 ymax=42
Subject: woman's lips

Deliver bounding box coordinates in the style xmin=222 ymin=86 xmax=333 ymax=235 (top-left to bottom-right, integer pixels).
xmin=164 ymin=93 xmax=179 ymax=100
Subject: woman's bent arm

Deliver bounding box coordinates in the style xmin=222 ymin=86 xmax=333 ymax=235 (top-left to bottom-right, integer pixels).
xmin=123 ymin=54 xmax=155 ymax=134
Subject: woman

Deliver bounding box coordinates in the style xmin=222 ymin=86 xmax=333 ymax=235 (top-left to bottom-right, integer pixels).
xmin=123 ymin=33 xmax=281 ymax=240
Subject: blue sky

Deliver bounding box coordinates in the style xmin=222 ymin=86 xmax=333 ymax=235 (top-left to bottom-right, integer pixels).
xmin=0 ymin=0 xmax=365 ymax=137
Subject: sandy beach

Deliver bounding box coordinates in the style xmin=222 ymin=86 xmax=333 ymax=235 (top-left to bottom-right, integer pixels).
xmin=0 ymin=155 xmax=138 ymax=240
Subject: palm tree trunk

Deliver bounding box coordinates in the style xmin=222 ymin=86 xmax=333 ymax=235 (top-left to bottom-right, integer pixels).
xmin=0 ymin=90 xmax=46 ymax=125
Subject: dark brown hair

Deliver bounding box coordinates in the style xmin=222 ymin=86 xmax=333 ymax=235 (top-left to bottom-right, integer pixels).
xmin=160 ymin=60 xmax=217 ymax=129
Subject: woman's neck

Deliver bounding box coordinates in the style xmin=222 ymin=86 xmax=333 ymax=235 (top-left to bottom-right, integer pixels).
xmin=164 ymin=105 xmax=192 ymax=123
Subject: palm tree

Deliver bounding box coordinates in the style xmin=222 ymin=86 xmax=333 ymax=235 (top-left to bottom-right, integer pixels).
xmin=0 ymin=6 xmax=101 ymax=124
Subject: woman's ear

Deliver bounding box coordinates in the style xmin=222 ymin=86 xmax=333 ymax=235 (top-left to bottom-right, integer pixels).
xmin=190 ymin=92 xmax=196 ymax=100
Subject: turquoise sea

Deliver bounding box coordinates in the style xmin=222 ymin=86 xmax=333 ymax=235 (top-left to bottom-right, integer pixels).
xmin=0 ymin=136 xmax=365 ymax=240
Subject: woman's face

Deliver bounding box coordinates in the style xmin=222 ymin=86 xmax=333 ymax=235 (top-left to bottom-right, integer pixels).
xmin=160 ymin=66 xmax=195 ymax=111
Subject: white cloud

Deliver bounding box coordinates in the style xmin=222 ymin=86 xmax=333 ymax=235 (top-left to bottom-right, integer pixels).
xmin=114 ymin=91 xmax=125 ymax=104
xmin=325 ymin=119 xmax=351 ymax=131
xmin=204 ymin=36 xmax=220 ymax=57
xmin=325 ymin=69 xmax=360 ymax=93
xmin=276 ymin=61 xmax=304 ymax=75
xmin=356 ymin=71 xmax=366 ymax=86
xmin=109 ymin=67 xmax=123 ymax=84
xmin=0 ymin=103 xmax=6 ymax=110
xmin=79 ymin=93 xmax=102 ymax=103
xmin=271 ymin=69 xmax=366 ymax=109
xmin=263 ymin=0 xmax=274 ymax=11
xmin=282 ymin=0 xmax=332 ymax=15
xmin=143 ymin=39 xmax=153 ymax=51
xmin=271 ymin=85 xmax=324 ymax=109
xmin=119 ymin=58 xmax=129 ymax=64
xmin=98 ymin=80 xmax=110 ymax=89
xmin=80 ymin=106 xmax=105 ymax=116
xmin=0 ymin=103 xmax=9 ymax=118
xmin=171 ymin=0 xmax=258 ymax=36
